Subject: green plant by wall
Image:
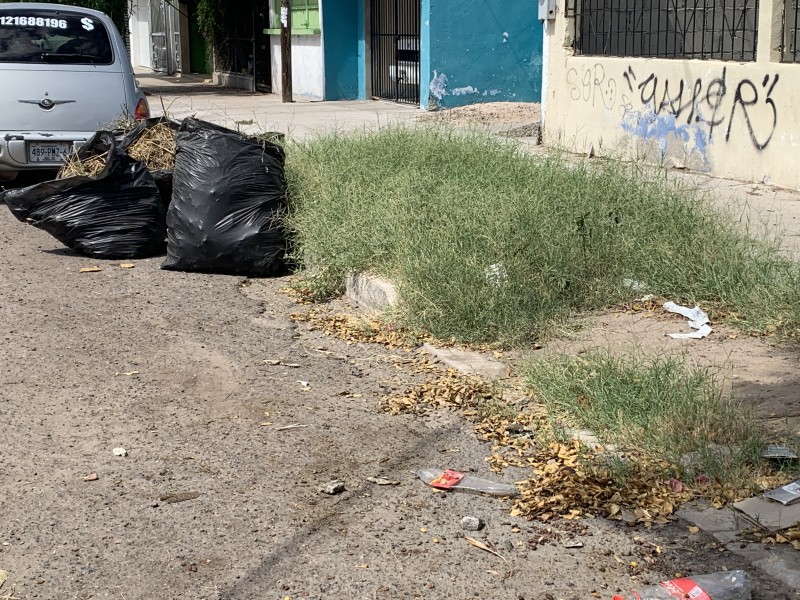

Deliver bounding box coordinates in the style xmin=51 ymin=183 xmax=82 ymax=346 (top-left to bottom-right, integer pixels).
xmin=196 ymin=0 xmax=229 ymax=71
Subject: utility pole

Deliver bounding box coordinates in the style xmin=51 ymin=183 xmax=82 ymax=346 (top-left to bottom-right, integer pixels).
xmin=280 ymin=0 xmax=293 ymax=102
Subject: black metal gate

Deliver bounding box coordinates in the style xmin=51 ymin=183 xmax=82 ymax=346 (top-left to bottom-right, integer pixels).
xmin=370 ymin=0 xmax=420 ymax=105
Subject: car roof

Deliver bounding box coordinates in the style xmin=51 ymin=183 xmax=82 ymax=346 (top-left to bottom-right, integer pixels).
xmin=0 ymin=3 xmax=109 ymax=19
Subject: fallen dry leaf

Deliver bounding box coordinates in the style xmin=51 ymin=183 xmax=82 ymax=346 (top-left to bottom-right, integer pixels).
xmin=465 ymin=537 xmax=506 ymax=561
xmin=366 ymin=477 xmax=400 ymax=486
xmin=688 ymin=526 xmax=700 ymax=534
xmin=264 ymin=360 xmax=301 ymax=368
xmin=119 ymin=263 xmax=135 ymax=269
xmin=758 ymin=524 xmax=800 ymax=551
xmin=276 ymin=423 xmax=310 ymax=431
xmin=83 ymin=473 xmax=99 ymax=482
xmin=79 ymin=266 xmax=102 ymax=273
xmin=465 ymin=537 xmax=513 ymax=579
xmin=159 ymin=491 xmax=200 ymax=504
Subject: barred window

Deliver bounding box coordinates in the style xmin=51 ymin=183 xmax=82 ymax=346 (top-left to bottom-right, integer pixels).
xmin=784 ymin=0 xmax=800 ymax=62
xmin=269 ymin=0 xmax=320 ymax=33
xmin=572 ymin=0 xmax=759 ymax=62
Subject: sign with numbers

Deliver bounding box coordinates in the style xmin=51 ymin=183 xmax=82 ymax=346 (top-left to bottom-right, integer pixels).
xmin=0 ymin=15 xmax=69 ymax=28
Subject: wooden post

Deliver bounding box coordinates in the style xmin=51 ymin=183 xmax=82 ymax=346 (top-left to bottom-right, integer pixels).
xmin=280 ymin=0 xmax=293 ymax=102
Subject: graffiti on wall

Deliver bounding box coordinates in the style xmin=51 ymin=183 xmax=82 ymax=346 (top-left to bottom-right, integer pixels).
xmin=566 ymin=64 xmax=780 ymax=156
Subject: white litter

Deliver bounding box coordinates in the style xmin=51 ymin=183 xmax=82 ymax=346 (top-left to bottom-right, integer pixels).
xmin=765 ymin=479 xmax=800 ymax=505
xmin=485 ymin=263 xmax=508 ymax=286
xmin=113 ymin=447 xmax=128 ymax=457
xmin=623 ymin=279 xmax=647 ymax=293
xmin=663 ymin=301 xmax=712 ymax=339
xmin=667 ymin=324 xmax=713 ymax=339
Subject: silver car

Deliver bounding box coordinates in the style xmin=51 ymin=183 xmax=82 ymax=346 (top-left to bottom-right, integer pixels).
xmin=0 ymin=2 xmax=149 ymax=180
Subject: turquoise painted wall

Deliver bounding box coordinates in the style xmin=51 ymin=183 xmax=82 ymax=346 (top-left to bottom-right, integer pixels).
xmin=420 ymin=0 xmax=431 ymax=107
xmin=422 ymin=0 xmax=542 ymax=109
xmin=357 ymin=0 xmax=366 ymax=99
xmin=322 ymin=0 xmax=361 ymax=100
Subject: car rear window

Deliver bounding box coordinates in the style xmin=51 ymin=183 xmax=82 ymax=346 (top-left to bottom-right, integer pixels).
xmin=0 ymin=9 xmax=113 ymax=65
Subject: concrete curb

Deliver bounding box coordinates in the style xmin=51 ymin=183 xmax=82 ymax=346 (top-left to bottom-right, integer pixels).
xmin=421 ymin=343 xmax=510 ymax=380
xmin=344 ymin=272 xmax=398 ymax=313
xmin=344 ymin=272 xmax=510 ymax=380
xmin=677 ymin=504 xmax=800 ymax=590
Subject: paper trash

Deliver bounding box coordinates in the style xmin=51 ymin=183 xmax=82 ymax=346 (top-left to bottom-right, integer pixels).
xmin=664 ymin=301 xmax=713 ymax=339
xmin=668 ymin=324 xmax=713 ymax=340
xmin=764 ymin=480 xmax=800 ymax=506
xmin=762 ymin=445 xmax=799 ymax=460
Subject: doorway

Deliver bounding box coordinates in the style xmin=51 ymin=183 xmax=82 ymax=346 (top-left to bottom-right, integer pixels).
xmin=369 ymin=0 xmax=420 ymax=104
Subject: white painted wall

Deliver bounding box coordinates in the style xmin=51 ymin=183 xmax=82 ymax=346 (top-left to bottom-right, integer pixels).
xmin=128 ymin=0 xmax=152 ymax=69
xmin=543 ymin=1 xmax=800 ymax=190
xmin=270 ymin=34 xmax=325 ymax=100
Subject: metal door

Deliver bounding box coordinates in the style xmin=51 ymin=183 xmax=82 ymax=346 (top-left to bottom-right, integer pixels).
xmin=167 ymin=1 xmax=182 ymax=74
xmin=150 ymin=0 xmax=169 ymax=72
xmin=370 ymin=0 xmax=420 ymax=104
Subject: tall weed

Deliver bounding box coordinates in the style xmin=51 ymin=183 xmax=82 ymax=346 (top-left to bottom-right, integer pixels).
xmin=286 ymin=127 xmax=800 ymax=344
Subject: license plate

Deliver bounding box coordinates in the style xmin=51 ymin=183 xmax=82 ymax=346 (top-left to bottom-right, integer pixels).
xmin=28 ymin=142 xmax=72 ymax=163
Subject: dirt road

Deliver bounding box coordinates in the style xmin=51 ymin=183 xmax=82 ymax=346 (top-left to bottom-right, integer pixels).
xmin=0 ymin=205 xmax=796 ymax=599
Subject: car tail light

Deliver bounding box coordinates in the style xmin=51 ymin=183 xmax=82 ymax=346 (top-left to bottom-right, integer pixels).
xmin=134 ymin=98 xmax=150 ymax=120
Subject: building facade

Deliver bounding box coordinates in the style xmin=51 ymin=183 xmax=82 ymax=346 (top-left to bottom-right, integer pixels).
xmin=129 ymin=0 xmax=544 ymax=106
xmin=542 ymin=1 xmax=800 ymax=189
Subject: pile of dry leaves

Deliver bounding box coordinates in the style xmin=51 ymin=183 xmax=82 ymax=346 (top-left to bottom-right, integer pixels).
xmin=287 ymin=305 xmax=795 ymax=533
xmin=382 ymin=369 xmax=492 ymax=415
xmin=381 ymin=368 xmax=760 ymax=526
xmin=510 ymin=441 xmax=695 ymax=525
xmin=289 ymin=310 xmax=424 ymax=350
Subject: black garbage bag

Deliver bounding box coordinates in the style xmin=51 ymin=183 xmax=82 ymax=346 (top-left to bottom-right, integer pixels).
xmin=162 ymin=118 xmax=288 ymax=276
xmin=2 ymin=132 xmax=166 ymax=259
xmin=119 ymin=116 xmax=180 ymax=208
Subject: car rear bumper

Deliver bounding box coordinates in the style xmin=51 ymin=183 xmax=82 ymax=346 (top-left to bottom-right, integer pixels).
xmin=0 ymin=131 xmax=93 ymax=174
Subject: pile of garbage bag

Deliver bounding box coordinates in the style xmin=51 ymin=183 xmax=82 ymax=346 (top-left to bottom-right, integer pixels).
xmin=163 ymin=118 xmax=287 ymax=277
xmin=3 ymin=132 xmax=166 ymax=259
xmin=1 ymin=118 xmax=288 ymax=275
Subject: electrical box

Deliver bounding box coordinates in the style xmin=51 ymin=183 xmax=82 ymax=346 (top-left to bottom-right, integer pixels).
xmin=538 ymin=0 xmax=556 ymax=21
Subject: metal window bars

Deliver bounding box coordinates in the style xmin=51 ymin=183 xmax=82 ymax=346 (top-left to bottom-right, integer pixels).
xmin=573 ymin=0 xmax=759 ymax=62
xmin=784 ymin=0 xmax=800 ymax=61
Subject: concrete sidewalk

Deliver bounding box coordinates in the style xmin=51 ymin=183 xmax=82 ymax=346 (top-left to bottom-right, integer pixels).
xmin=136 ymin=69 xmax=419 ymax=140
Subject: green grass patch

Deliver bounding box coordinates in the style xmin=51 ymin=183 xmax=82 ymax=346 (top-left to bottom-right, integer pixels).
xmin=523 ymin=351 xmax=765 ymax=482
xmin=285 ymin=126 xmax=800 ymax=344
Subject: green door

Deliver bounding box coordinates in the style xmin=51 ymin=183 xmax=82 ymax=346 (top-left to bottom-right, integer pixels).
xmin=188 ymin=0 xmax=210 ymax=74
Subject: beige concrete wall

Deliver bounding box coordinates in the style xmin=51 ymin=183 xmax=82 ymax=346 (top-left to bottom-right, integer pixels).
xmin=543 ymin=1 xmax=800 ymax=189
